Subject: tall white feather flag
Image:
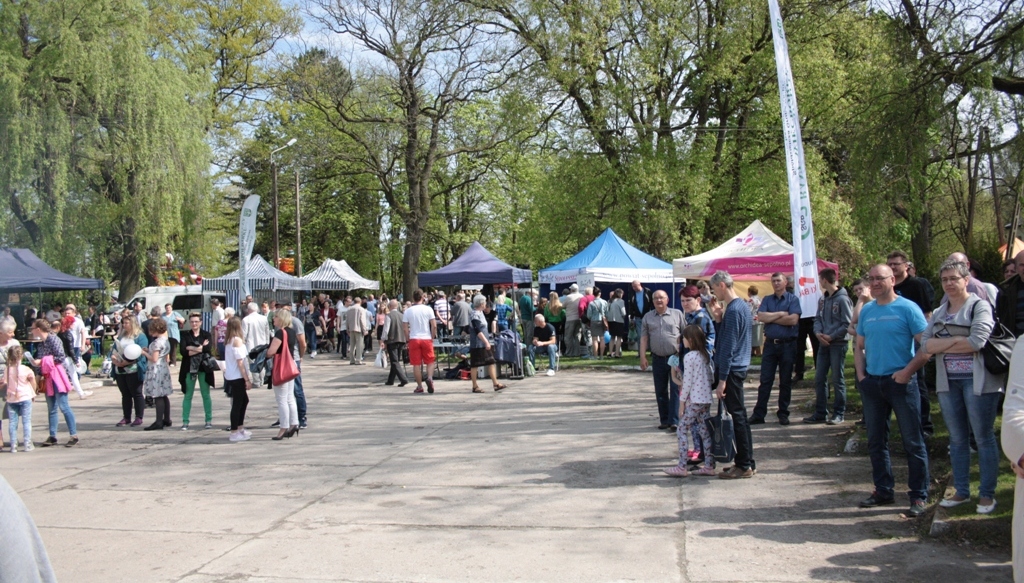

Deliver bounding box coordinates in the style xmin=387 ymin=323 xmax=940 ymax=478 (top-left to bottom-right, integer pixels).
xmin=769 ymin=0 xmax=822 ymax=316
xmin=238 ymin=195 xmax=261 ymax=298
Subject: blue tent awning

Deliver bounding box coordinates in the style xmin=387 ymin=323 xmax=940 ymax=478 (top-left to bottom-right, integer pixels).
xmin=418 ymin=242 xmax=532 ymax=286
xmin=538 ymin=228 xmax=674 ymax=284
xmin=0 ymin=248 xmax=104 ymax=293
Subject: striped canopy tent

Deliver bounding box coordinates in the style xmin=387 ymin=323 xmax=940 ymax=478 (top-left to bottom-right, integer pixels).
xmin=302 ymin=259 xmax=380 ymax=291
xmin=202 ymin=255 xmax=311 ymax=293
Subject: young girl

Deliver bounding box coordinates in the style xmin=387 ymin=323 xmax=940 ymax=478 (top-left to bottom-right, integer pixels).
xmin=223 ymin=317 xmax=252 ymax=442
xmin=143 ymin=318 xmax=174 ymax=430
xmin=6 ymin=345 xmax=36 ymax=452
xmin=664 ymin=325 xmax=716 ymax=477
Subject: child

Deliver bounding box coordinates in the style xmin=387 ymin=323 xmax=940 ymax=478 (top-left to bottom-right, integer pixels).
xmin=664 ymin=325 xmax=715 ymax=477
xmin=6 ymin=345 xmax=36 ymax=452
xmin=142 ymin=318 xmax=174 ymax=431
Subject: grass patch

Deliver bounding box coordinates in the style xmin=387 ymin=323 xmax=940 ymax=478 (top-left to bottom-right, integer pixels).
xmin=800 ymin=352 xmax=1013 ymax=550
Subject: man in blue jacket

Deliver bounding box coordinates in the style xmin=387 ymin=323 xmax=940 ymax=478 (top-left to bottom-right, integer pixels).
xmin=710 ymin=270 xmax=755 ymax=479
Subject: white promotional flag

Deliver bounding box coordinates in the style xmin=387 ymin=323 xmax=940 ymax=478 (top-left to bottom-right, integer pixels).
xmin=238 ymin=195 xmax=261 ymax=298
xmin=768 ymin=0 xmax=821 ymax=316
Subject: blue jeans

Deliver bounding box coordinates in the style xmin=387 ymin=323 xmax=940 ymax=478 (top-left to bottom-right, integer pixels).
xmin=305 ymin=323 xmax=317 ymax=353
xmin=294 ymin=361 xmax=306 ymax=423
xmin=92 ymin=337 xmax=102 ymax=356
xmin=651 ymin=354 xmax=679 ymax=426
xmin=8 ymin=400 xmax=32 ymax=445
xmin=45 ymin=391 xmax=77 ymax=437
xmin=937 ymin=379 xmax=1000 ymax=500
xmin=340 ymin=330 xmax=349 ymax=356
xmin=813 ymin=343 xmax=848 ymax=417
xmin=529 ymin=344 xmax=558 ymax=370
xmin=860 ymin=375 xmax=929 ymax=502
xmin=753 ymin=339 xmax=795 ymax=420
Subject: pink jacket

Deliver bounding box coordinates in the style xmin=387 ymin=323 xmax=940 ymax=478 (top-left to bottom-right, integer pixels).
xmin=40 ymin=355 xmax=73 ymax=396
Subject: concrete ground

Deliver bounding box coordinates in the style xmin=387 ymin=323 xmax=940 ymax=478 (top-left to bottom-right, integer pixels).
xmin=1 ymin=354 xmax=1012 ymax=583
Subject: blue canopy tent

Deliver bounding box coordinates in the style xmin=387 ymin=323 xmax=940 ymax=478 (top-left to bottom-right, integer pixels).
xmin=0 ymin=248 xmax=104 ymax=293
xmin=538 ymin=228 xmax=677 ymax=306
xmin=418 ymin=242 xmax=532 ymax=287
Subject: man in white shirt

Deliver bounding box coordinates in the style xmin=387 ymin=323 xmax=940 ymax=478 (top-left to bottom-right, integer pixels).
xmin=402 ymin=288 xmax=438 ymax=394
xmin=211 ymin=299 xmax=225 ymax=327
xmin=242 ymin=302 xmax=271 ymax=352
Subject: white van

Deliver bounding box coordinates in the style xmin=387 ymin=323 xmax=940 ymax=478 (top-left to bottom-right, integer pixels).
xmin=125 ymin=286 xmax=225 ymax=316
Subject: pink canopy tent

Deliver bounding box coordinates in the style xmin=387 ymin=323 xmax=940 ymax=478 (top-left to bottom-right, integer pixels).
xmin=673 ymin=220 xmax=838 ymax=282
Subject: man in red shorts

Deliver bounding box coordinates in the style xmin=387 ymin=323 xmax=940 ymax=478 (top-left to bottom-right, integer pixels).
xmin=403 ymin=288 xmax=438 ymax=393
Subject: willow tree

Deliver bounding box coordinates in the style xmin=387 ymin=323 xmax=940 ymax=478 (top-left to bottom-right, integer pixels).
xmin=0 ymin=0 xmax=210 ymax=298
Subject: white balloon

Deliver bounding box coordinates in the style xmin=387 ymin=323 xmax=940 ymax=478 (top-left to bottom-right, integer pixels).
xmin=122 ymin=343 xmax=143 ymax=361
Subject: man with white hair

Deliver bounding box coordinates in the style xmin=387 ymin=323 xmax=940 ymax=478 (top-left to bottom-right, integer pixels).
xmin=242 ymin=302 xmax=271 ymax=353
xmin=433 ymin=291 xmax=451 ymax=338
xmin=382 ymin=300 xmax=408 ymax=387
xmin=710 ymin=270 xmax=756 ymax=479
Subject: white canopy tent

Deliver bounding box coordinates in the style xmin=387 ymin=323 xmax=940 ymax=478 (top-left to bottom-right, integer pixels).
xmin=302 ymin=259 xmax=379 ymax=291
xmin=673 ymin=220 xmax=838 ymax=297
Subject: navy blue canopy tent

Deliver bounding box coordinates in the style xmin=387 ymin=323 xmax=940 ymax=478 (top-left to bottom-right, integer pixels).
xmin=0 ymin=248 xmax=104 ymax=293
xmin=418 ymin=242 xmax=532 ymax=287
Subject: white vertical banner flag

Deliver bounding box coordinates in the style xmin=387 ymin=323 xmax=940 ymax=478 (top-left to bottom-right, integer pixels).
xmin=768 ymin=0 xmax=821 ymax=316
xmin=238 ymin=195 xmax=261 ymax=298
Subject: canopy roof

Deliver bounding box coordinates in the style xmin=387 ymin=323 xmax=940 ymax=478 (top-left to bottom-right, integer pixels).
xmin=673 ymin=220 xmax=838 ymax=279
xmin=0 ymin=248 xmax=104 ymax=293
xmin=302 ymin=259 xmax=380 ymax=291
xmin=418 ymin=242 xmax=532 ymax=286
xmin=539 ymin=228 xmax=674 ymax=284
xmin=202 ymin=254 xmax=311 ymax=292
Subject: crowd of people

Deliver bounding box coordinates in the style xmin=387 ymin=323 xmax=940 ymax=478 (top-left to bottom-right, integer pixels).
xmin=7 ymin=251 xmax=1024 ymax=567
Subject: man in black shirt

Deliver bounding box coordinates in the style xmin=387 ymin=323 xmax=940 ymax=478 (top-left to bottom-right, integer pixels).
xmin=887 ymin=250 xmax=934 ymax=437
xmin=530 ymin=314 xmax=558 ymax=375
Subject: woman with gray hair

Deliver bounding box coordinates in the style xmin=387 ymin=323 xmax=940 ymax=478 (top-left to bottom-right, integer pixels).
xmin=0 ymin=317 xmax=20 ymax=451
xmin=913 ymin=259 xmax=1001 ymax=514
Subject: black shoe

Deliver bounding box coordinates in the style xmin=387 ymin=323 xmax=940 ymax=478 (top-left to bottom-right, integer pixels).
xmin=384 ymin=382 xmax=395 ymax=386
xmin=398 ymin=382 xmax=407 ymax=387
xmin=803 ymin=415 xmax=827 ymax=424
xmin=271 ymin=420 xmax=281 ymax=428
xmin=299 ymin=421 xmax=308 ymax=429
xmin=657 ymin=424 xmax=670 ymax=430
xmin=778 ymin=416 xmax=791 ymax=426
xmin=426 ymin=378 xmax=434 ymax=394
xmin=143 ymin=422 xmax=164 ymax=431
xmin=748 ymin=417 xmax=765 ymax=425
xmin=41 ymin=436 xmax=58 ymax=447
xmin=164 ymin=420 xmax=173 ymax=427
xmin=859 ymin=492 xmax=896 ymax=508
xmin=667 ymin=425 xmax=678 ymax=431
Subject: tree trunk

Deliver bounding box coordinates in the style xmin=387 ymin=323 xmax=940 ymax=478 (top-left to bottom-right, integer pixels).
xmin=911 ymin=208 xmax=932 ymax=274
xmin=402 ymin=222 xmax=423 ymax=299
xmin=115 ymin=216 xmax=143 ymax=301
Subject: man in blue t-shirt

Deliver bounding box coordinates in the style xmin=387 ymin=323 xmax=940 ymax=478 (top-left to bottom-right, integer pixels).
xmin=855 ymin=264 xmax=930 ymax=517
xmin=751 ymin=272 xmax=801 ymax=425
xmin=710 ymin=271 xmax=755 ymax=479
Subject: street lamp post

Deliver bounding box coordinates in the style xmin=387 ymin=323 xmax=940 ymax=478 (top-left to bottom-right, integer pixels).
xmin=270 ymin=138 xmax=297 ymax=268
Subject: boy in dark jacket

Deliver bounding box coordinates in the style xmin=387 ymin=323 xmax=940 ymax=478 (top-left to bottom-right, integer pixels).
xmin=805 ymin=268 xmax=853 ymax=425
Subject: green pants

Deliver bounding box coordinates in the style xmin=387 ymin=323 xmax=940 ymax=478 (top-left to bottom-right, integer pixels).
xmin=182 ymin=374 xmax=212 ymax=425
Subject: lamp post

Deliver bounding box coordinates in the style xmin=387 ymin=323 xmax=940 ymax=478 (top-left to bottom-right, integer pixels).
xmin=270 ymin=138 xmax=297 ymax=268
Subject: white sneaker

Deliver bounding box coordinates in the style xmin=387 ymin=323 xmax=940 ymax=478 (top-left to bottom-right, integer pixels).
xmin=546 ymin=369 xmax=555 ymax=376
xmin=229 ymin=432 xmax=250 ymax=442
xmin=242 ymin=430 xmax=252 ymax=438
xmin=9 ymin=445 xmax=16 ymax=453
xmin=310 ymin=351 xmax=317 ymax=358
xmin=24 ymin=443 xmax=33 ymax=452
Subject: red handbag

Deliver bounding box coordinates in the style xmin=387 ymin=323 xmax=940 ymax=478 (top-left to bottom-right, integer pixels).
xmin=271 ymin=329 xmax=300 ymax=386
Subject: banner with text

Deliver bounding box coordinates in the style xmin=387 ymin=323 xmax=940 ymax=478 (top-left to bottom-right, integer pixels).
xmin=238 ymin=195 xmax=261 ymax=299
xmin=769 ymin=0 xmax=821 ymax=316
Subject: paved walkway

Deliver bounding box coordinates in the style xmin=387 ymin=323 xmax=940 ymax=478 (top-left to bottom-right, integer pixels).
xmin=2 ymin=355 xmax=1012 ymax=582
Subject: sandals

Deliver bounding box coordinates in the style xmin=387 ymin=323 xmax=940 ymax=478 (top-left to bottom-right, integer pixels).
xmin=472 ymin=387 xmax=484 ymax=393
xmin=493 ymin=384 xmax=507 ymax=392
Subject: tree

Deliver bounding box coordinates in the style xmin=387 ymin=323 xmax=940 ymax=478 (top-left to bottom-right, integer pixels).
xmin=300 ymin=0 xmax=525 ymax=298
